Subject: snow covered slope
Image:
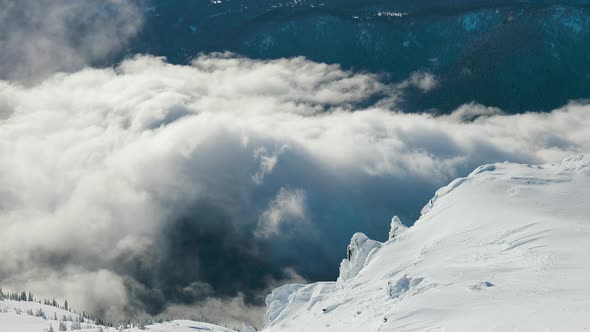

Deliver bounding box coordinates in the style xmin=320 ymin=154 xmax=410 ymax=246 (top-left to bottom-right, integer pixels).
xmin=0 ymin=299 xmax=236 ymax=332
xmin=262 ymin=154 xmax=590 ymax=331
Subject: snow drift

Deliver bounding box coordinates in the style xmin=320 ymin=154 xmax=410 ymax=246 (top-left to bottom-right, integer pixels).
xmin=262 ymin=154 xmax=590 ymax=331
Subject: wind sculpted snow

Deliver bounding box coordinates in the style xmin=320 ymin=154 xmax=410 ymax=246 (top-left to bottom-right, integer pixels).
xmin=262 ymin=154 xmax=590 ymax=331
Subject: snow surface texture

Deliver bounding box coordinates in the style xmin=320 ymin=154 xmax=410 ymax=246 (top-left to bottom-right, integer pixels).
xmin=0 ymin=300 xmax=237 ymax=332
xmin=262 ymin=154 xmax=590 ymax=331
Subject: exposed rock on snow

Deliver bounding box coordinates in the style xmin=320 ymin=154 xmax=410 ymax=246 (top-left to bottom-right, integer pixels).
xmin=468 ymin=281 xmax=495 ymax=291
xmin=262 ymin=155 xmax=590 ymax=331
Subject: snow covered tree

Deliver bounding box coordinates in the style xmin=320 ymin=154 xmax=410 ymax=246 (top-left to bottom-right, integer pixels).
xmin=71 ymin=319 xmax=81 ymax=330
xmin=36 ymin=308 xmax=47 ymax=319
xmin=20 ymin=291 xmax=27 ymax=301
xmin=47 ymin=324 xmax=55 ymax=332
xmin=64 ymin=300 xmax=68 ymax=311
xmin=58 ymin=321 xmax=67 ymax=331
xmin=28 ymin=292 xmax=34 ymax=302
xmin=388 ymin=216 xmax=408 ymax=240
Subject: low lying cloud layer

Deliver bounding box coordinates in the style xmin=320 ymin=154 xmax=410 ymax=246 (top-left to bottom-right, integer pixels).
xmin=0 ymin=0 xmax=142 ymax=83
xmin=1 ymin=53 xmax=589 ymax=326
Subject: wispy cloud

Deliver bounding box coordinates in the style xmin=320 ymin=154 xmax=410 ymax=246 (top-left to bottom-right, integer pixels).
xmin=0 ymin=0 xmax=142 ymax=83
xmin=256 ymin=187 xmax=308 ymax=238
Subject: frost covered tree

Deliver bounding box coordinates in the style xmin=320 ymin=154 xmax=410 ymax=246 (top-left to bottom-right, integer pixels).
xmin=71 ymin=319 xmax=81 ymax=330
xmin=47 ymin=324 xmax=55 ymax=332
xmin=36 ymin=308 xmax=47 ymax=319
xmin=58 ymin=321 xmax=67 ymax=331
xmin=137 ymin=320 xmax=146 ymax=330
xmin=388 ymin=216 xmax=408 ymax=240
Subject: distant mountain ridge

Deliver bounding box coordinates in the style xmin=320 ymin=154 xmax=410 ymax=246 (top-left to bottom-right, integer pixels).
xmin=131 ymin=0 xmax=590 ymax=112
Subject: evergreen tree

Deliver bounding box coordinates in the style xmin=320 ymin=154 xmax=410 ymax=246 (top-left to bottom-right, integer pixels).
xmin=28 ymin=292 xmax=34 ymax=302
xmin=36 ymin=308 xmax=47 ymax=319
xmin=71 ymin=319 xmax=81 ymax=330
xmin=48 ymin=324 xmax=55 ymax=332
xmin=58 ymin=321 xmax=67 ymax=331
xmin=64 ymin=300 xmax=68 ymax=311
xmin=20 ymin=291 xmax=27 ymax=301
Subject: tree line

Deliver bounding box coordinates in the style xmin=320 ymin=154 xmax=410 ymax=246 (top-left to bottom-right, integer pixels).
xmin=0 ymin=287 xmax=99 ymax=323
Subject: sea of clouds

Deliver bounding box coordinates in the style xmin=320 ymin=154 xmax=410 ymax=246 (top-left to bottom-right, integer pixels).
xmin=1 ymin=0 xmax=590 ymax=328
xmin=2 ymin=53 xmax=589 ymax=326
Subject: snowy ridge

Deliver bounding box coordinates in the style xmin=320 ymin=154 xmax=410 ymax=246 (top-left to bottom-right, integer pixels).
xmin=0 ymin=299 xmax=237 ymax=332
xmin=262 ymin=154 xmax=590 ymax=331
xmin=419 ymin=163 xmax=496 ymax=216
xmin=0 ymin=300 xmax=98 ymax=331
